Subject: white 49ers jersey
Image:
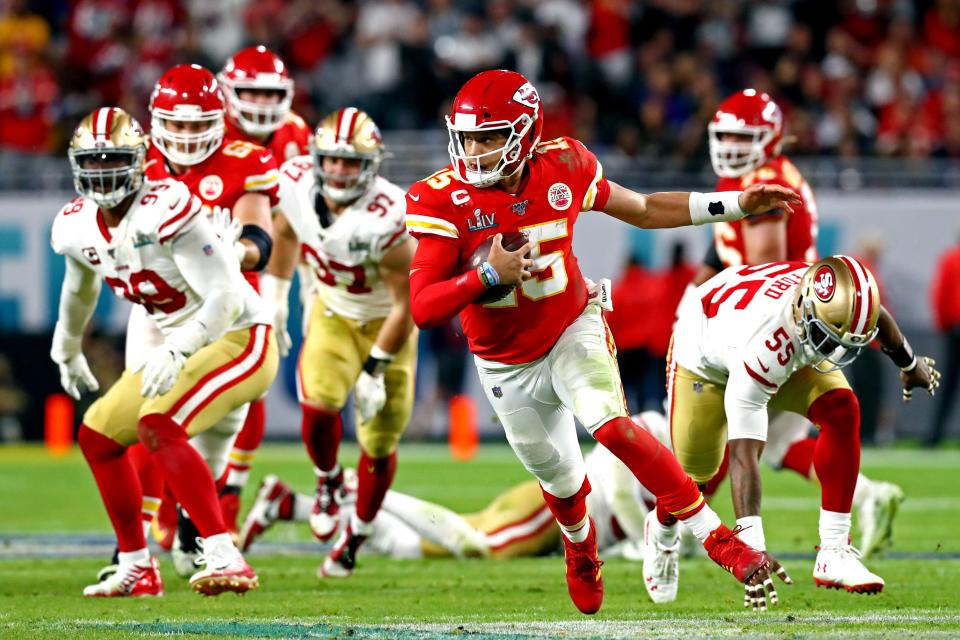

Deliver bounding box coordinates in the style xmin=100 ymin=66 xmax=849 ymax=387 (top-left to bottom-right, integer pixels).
xmin=278 ymin=156 xmax=408 ymax=322
xmin=51 ymin=179 xmax=270 ymax=335
xmin=672 ymin=262 xmax=815 ymax=440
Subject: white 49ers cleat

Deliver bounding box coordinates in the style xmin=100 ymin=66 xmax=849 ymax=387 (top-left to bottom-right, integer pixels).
xmin=189 ymin=539 xmax=258 ymax=596
xmin=83 ymin=557 xmax=164 ymax=597
xmin=238 ymin=475 xmax=293 ymax=552
xmin=813 ymin=545 xmax=884 ymax=594
xmin=310 ymin=468 xmax=344 ymax=542
xmin=641 ymin=511 xmax=680 ymax=603
xmin=319 ymin=523 xmax=368 ymax=578
xmin=858 ymin=481 xmax=905 ymax=558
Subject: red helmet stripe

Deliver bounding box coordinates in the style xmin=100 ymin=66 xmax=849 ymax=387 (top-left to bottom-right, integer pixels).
xmin=838 ymin=255 xmax=871 ymax=334
xmin=337 ymin=107 xmax=359 ymax=144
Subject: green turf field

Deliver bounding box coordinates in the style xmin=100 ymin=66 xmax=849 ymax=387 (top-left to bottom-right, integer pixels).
xmin=1 ymin=443 xmax=959 ymax=639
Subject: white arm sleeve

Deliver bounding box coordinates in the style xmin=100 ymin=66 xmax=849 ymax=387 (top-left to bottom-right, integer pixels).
xmin=169 ymin=214 xmax=245 ymax=353
xmin=56 ymin=255 xmax=101 ymax=338
xmin=724 ymin=367 xmax=774 ymax=442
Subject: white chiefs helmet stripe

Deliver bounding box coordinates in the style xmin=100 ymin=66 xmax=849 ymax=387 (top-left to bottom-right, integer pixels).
xmin=336 ymin=106 xmax=360 ymax=144
xmin=836 ymin=255 xmax=873 ymax=335
xmin=94 ymin=107 xmax=114 ymax=142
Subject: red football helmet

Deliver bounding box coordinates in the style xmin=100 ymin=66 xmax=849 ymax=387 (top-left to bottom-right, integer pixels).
xmin=149 ymin=64 xmax=225 ymax=166
xmin=218 ymin=46 xmax=294 ymax=137
xmin=708 ymin=89 xmax=784 ymax=178
xmin=446 ymin=69 xmax=543 ymax=187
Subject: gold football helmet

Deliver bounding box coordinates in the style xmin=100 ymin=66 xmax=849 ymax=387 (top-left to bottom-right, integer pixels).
xmin=68 ymin=107 xmax=148 ymax=209
xmin=310 ymin=107 xmax=387 ymax=204
xmin=794 ymin=256 xmax=881 ymax=372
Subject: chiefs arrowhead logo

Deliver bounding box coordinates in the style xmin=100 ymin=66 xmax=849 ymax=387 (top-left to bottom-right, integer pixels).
xmin=812 ymin=265 xmax=836 ymax=302
xmin=512 ymin=83 xmax=540 ymax=109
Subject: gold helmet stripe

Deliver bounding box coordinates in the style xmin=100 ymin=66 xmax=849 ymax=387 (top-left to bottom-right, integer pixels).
xmin=837 ymin=255 xmax=874 ymax=335
xmin=336 ymin=106 xmax=360 ymax=144
xmin=94 ymin=107 xmax=115 ymax=142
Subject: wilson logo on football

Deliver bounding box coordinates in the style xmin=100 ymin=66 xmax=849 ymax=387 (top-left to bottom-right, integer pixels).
xmin=512 ymin=83 xmax=540 ymax=109
xmin=199 ymin=175 xmax=224 ymax=200
xmin=813 ymin=265 xmax=836 ymax=302
xmin=548 ymin=182 xmax=572 ymax=210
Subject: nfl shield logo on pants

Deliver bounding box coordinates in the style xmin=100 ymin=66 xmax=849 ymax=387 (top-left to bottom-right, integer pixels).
xmin=492 ymin=386 xmax=503 ymax=398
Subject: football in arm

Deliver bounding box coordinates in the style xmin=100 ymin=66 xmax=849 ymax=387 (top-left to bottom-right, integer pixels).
xmin=467 ymin=231 xmax=530 ymax=305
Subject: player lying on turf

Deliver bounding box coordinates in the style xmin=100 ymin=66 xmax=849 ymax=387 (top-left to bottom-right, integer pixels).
xmin=685 ymin=88 xmax=903 ymax=560
xmin=403 ymin=69 xmax=805 ymax=613
xmin=239 ymin=411 xmax=666 ymax=560
xmin=260 ymin=107 xmax=417 ymax=579
xmin=50 ymin=108 xmax=278 ymax=597
xmin=647 ymin=257 xmax=939 ymax=606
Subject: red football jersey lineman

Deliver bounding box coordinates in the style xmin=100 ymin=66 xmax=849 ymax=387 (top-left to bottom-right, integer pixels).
xmin=145 ymin=140 xmax=280 ymax=289
xmin=224 ymin=112 xmax=310 ymax=162
xmin=406 ymin=136 xmax=609 ymax=364
xmin=713 ymin=156 xmax=819 ymax=267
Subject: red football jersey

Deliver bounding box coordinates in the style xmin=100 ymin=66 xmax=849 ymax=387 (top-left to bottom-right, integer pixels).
xmin=713 ymin=156 xmax=819 ymax=267
xmin=224 ymin=110 xmax=311 ymax=162
xmin=144 ymin=139 xmax=280 ymax=289
xmin=406 ymin=136 xmax=610 ymax=364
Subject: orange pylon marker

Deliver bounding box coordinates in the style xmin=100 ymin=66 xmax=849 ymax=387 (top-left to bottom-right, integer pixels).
xmin=44 ymin=393 xmax=74 ymax=457
xmin=448 ymin=394 xmax=478 ymax=461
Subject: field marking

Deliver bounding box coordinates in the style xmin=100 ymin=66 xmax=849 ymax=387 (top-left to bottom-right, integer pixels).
xmin=59 ymin=611 xmax=960 ymax=640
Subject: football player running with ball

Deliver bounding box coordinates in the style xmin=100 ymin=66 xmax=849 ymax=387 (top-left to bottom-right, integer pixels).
xmin=51 ymin=108 xmax=278 ymax=597
xmin=664 ymin=258 xmax=938 ymax=604
xmin=262 ymin=108 xmax=415 ymax=578
xmin=404 ymin=69 xmax=802 ymax=613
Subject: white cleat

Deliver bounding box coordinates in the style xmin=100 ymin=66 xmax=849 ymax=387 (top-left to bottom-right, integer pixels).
xmin=83 ymin=557 xmax=164 ymax=597
xmin=310 ymin=469 xmax=344 ymax=542
xmin=813 ymin=545 xmax=884 ymax=594
xmin=189 ymin=539 xmax=258 ymax=596
xmin=858 ymin=481 xmax=904 ymax=558
xmin=641 ymin=511 xmax=680 ymax=603
xmin=238 ymin=475 xmax=292 ymax=552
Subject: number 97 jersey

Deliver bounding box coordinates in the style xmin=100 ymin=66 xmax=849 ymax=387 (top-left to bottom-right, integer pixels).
xmin=277 ymin=155 xmax=408 ymax=322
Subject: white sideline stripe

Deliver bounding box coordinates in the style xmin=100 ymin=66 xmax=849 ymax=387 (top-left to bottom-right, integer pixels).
xmin=484 ymin=507 xmax=553 ymax=549
xmin=172 ymin=325 xmax=268 ymax=424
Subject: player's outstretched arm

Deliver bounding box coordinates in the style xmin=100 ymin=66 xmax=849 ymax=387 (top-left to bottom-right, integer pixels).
xmin=260 ymin=212 xmax=299 ymax=357
xmin=875 ymin=305 xmax=941 ymax=401
xmin=232 ymin=193 xmax=274 ymax=271
xmin=601 ymin=182 xmax=801 ymax=230
xmin=50 ymin=255 xmax=102 ymax=399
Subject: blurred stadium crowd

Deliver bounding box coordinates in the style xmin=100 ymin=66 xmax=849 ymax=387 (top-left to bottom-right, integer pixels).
xmin=3 ymin=0 xmax=960 ymax=160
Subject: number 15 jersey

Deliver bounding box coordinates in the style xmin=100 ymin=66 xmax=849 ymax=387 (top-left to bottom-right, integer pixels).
xmin=405 ymin=137 xmax=610 ymax=364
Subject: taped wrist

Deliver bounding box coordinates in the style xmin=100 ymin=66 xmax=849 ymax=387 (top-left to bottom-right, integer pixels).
xmin=51 ymin=322 xmax=83 ymax=363
xmin=736 ymin=515 xmax=766 ymax=551
xmin=882 ymin=338 xmax=916 ymax=371
xmin=165 ymin=320 xmax=209 ymax=358
xmin=240 ymin=224 xmax=273 ymax=271
xmin=689 ymin=191 xmax=747 ymax=225
xmin=363 ymin=345 xmax=395 ymax=376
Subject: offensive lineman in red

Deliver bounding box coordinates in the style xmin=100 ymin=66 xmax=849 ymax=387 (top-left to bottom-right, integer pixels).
xmin=405 ymin=69 xmax=802 ymax=613
xmin=141 ymin=64 xmax=279 ymax=557
xmin=214 ymin=46 xmax=310 ymax=531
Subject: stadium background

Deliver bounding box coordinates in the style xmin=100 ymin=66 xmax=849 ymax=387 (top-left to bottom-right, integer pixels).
xmin=0 ymin=0 xmax=958 ymax=446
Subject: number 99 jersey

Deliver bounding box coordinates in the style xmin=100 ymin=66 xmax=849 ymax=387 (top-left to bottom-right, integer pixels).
xmin=277 ymin=155 xmax=408 ymax=322
xmin=405 ymin=136 xmax=610 ymax=364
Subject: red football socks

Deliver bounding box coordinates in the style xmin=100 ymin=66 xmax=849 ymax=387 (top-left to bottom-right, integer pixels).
xmin=301 ymin=404 xmax=343 ymax=473
xmin=355 ymin=449 xmax=397 ymax=523
xmin=781 ymin=436 xmax=817 ymax=480
xmin=808 ymin=389 xmax=861 ymax=513
xmin=224 ymin=398 xmax=266 ymax=487
xmin=78 ymin=425 xmax=146 ymax=552
xmin=541 ymin=476 xmax=591 ymax=528
xmin=593 ymin=416 xmax=705 ymax=518
xmin=138 ymin=413 xmax=226 ymax=537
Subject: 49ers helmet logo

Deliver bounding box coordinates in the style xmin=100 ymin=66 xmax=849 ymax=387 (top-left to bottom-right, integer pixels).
xmin=199 ymin=175 xmax=224 ymax=201
xmin=513 ymin=83 xmax=540 ymax=109
xmin=812 ymin=265 xmax=836 ymax=302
